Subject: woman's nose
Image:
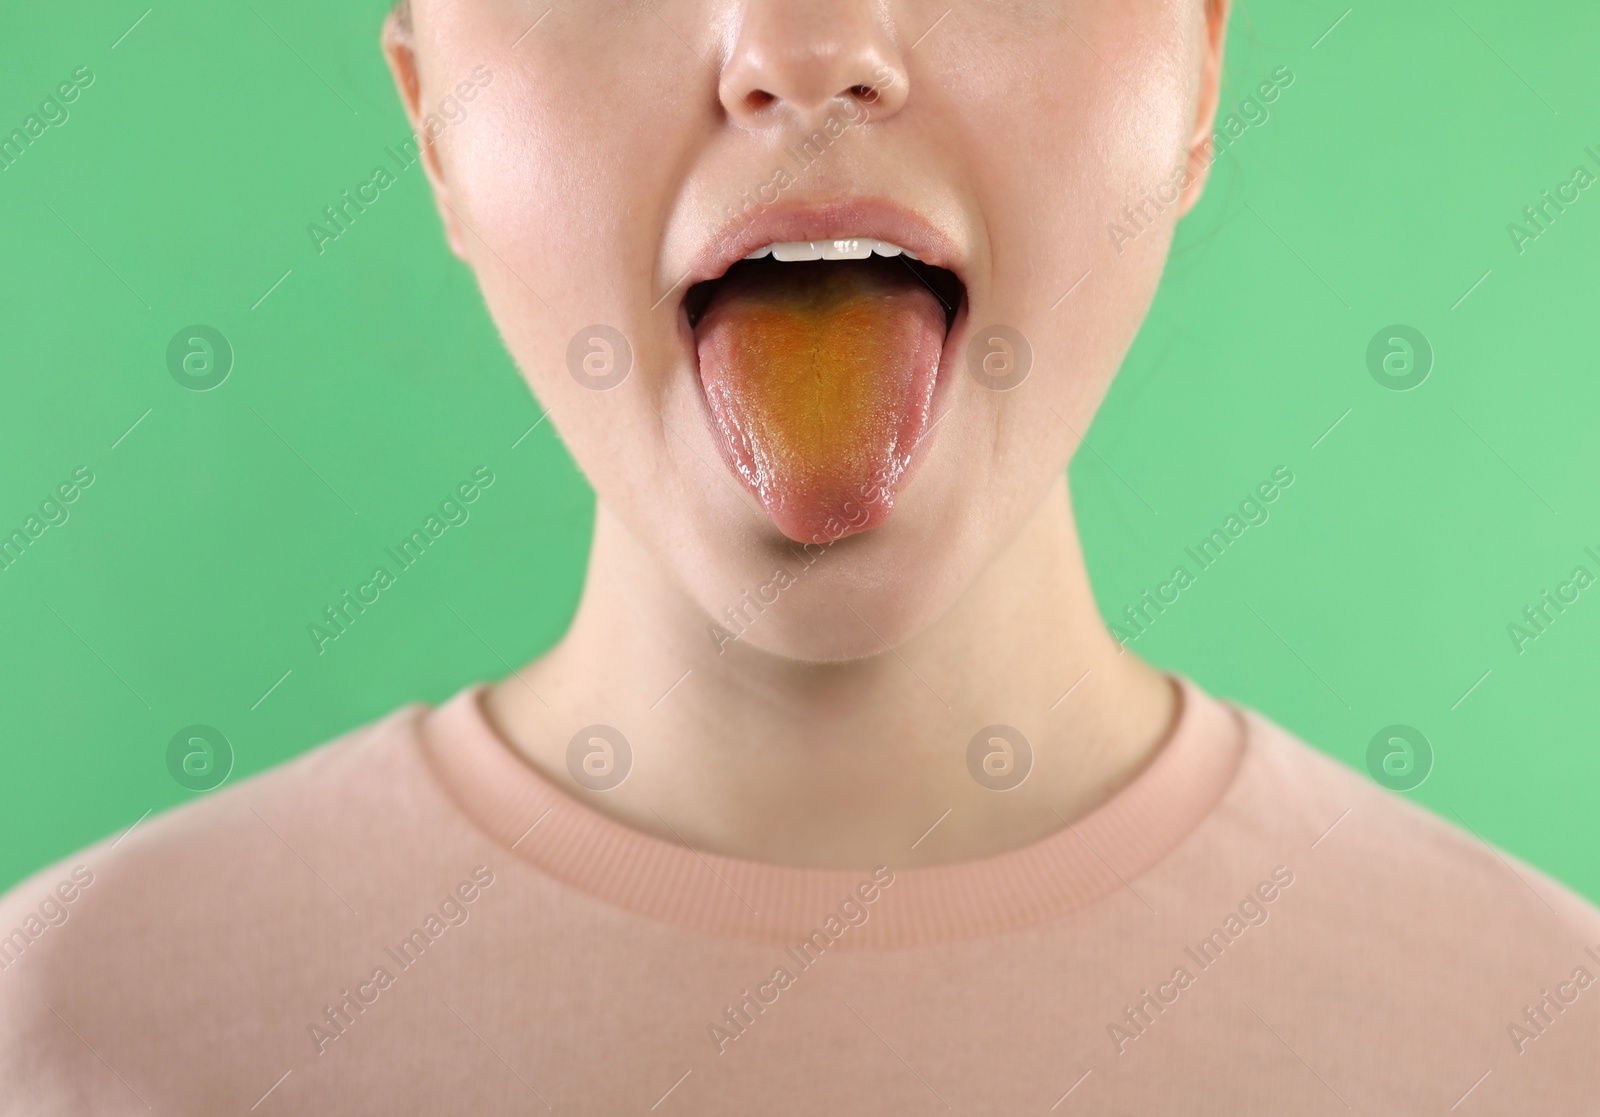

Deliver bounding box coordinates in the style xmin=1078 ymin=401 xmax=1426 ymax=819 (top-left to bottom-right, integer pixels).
xmin=718 ymin=0 xmax=910 ymax=127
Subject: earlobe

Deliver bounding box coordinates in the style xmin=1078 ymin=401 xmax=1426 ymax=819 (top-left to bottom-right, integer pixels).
xmin=1177 ymin=0 xmax=1232 ymax=218
xmin=379 ymin=8 xmax=470 ymax=260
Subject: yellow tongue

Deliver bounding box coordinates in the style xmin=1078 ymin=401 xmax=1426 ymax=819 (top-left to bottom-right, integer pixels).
xmin=694 ymin=259 xmax=946 ymax=543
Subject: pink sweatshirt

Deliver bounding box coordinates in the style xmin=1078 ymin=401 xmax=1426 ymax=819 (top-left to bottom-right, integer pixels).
xmin=2 ymin=676 xmax=1597 ymax=1113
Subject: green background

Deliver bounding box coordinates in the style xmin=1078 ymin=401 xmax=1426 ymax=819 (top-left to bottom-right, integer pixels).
xmin=2 ymin=1 xmax=1596 ymax=899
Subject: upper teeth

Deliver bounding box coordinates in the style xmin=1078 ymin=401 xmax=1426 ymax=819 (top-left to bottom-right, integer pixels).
xmin=744 ymin=238 xmax=920 ymax=262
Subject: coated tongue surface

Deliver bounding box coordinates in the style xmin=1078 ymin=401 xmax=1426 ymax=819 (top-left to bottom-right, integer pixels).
xmin=694 ymin=258 xmax=946 ymax=544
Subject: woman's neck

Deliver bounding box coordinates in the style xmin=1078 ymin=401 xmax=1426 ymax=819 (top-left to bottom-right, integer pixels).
xmin=485 ymin=473 xmax=1176 ymax=869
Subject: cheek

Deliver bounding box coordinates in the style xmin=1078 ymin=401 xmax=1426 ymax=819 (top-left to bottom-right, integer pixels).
xmin=441 ymin=17 xmax=700 ymax=403
xmin=950 ymin=13 xmax=1190 ymax=438
xmin=443 ymin=98 xmax=706 ymax=540
xmin=451 ymin=95 xmax=635 ymax=345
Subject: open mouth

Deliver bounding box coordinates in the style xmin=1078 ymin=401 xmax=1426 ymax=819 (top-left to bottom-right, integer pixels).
xmin=684 ymin=238 xmax=967 ymax=545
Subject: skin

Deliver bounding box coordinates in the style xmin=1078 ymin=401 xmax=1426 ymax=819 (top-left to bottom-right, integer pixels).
xmin=383 ymin=0 xmax=1232 ymax=869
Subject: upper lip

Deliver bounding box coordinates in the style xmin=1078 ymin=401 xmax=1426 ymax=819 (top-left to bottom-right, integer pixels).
xmin=680 ymin=198 xmax=965 ymax=293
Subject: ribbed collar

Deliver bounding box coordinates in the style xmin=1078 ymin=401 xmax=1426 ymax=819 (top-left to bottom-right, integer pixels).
xmin=418 ymin=675 xmax=1245 ymax=947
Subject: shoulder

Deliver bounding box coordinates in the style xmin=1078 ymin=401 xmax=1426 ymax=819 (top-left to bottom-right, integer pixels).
xmin=1214 ymin=701 xmax=1600 ymax=1102
xmin=1229 ymin=702 xmax=1598 ymax=935
xmin=0 ymin=699 xmax=461 ymax=1113
xmin=0 ymin=698 xmax=432 ymax=937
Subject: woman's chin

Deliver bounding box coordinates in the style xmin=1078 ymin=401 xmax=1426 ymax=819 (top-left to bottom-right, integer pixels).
xmin=696 ymin=529 xmax=970 ymax=666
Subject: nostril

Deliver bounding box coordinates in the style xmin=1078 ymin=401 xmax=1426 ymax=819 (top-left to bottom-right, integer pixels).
xmin=848 ymin=84 xmax=873 ymax=98
xmin=743 ymin=89 xmax=777 ymax=113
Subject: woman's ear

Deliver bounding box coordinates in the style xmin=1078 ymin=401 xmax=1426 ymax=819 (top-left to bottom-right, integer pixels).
xmin=380 ymin=5 xmax=470 ymax=259
xmin=1177 ymin=0 xmax=1232 ymax=217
